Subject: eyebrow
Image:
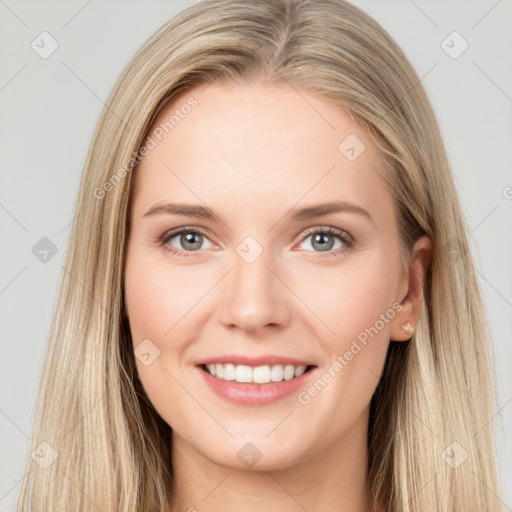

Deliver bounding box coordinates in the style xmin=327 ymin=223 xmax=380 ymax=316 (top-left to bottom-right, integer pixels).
xmin=143 ymin=200 xmax=374 ymax=225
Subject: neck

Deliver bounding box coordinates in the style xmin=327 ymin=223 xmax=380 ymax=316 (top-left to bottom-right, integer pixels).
xmin=169 ymin=408 xmax=370 ymax=512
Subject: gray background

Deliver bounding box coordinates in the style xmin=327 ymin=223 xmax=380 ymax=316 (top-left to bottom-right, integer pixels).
xmin=1 ymin=0 xmax=511 ymax=509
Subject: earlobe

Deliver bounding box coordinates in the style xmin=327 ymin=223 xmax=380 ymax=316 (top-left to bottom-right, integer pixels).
xmin=391 ymin=319 xmax=416 ymax=342
xmin=400 ymin=321 xmax=414 ymax=335
xmin=390 ymin=235 xmax=432 ymax=342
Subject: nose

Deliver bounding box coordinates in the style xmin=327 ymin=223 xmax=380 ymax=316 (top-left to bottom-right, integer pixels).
xmin=218 ymin=247 xmax=291 ymax=334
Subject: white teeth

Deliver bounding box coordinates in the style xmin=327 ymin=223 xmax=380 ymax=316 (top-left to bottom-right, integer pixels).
xmin=294 ymin=365 xmax=307 ymax=377
xmin=253 ymin=365 xmax=271 ymax=384
xmin=235 ymin=365 xmax=252 ymax=383
xmin=205 ymin=363 xmax=310 ymax=383
xmin=223 ymin=363 xmax=236 ymax=380
xmin=283 ymin=365 xmax=295 ymax=380
xmin=271 ymin=364 xmax=284 ymax=382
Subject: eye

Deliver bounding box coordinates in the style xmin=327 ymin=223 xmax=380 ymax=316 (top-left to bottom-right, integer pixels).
xmin=159 ymin=227 xmax=215 ymax=257
xmin=157 ymin=226 xmax=355 ymax=259
xmin=298 ymin=227 xmax=354 ymax=258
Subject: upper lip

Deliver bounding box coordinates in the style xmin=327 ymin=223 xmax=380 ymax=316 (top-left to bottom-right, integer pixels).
xmin=195 ymin=355 xmax=315 ymax=367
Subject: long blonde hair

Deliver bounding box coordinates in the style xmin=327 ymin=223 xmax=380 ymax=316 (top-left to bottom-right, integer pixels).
xmin=17 ymin=0 xmax=503 ymax=510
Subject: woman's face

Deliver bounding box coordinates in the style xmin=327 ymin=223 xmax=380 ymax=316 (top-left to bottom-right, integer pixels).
xmin=124 ymin=80 xmax=422 ymax=470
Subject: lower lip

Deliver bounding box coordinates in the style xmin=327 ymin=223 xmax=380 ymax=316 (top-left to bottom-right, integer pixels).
xmin=196 ymin=365 xmax=316 ymax=406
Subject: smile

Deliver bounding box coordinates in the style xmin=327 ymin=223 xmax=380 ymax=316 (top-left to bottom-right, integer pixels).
xmin=203 ymin=363 xmax=312 ymax=383
xmin=195 ymin=357 xmax=318 ymax=406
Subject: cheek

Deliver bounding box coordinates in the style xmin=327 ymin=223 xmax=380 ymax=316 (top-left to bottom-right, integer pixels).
xmin=294 ymin=254 xmax=399 ymax=346
xmin=292 ymin=260 xmax=397 ymax=429
xmin=124 ymin=251 xmax=200 ymax=421
xmin=297 ymin=252 xmax=399 ymax=394
xmin=124 ymin=249 xmax=205 ymax=346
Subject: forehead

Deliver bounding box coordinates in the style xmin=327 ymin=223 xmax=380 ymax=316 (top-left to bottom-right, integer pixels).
xmin=131 ymin=81 xmax=394 ymax=226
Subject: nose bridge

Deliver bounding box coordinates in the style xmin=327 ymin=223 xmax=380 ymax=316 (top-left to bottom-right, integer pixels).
xmin=218 ymin=240 xmax=289 ymax=332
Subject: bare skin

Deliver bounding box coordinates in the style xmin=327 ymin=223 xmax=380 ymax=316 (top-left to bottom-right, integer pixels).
xmin=124 ymin=79 xmax=432 ymax=512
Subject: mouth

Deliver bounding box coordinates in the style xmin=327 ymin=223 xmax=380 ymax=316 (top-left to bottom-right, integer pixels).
xmin=195 ymin=358 xmax=318 ymax=406
xmin=199 ymin=363 xmax=316 ymax=384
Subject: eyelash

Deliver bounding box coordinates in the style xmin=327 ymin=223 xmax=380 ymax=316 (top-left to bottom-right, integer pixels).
xmin=157 ymin=226 xmax=355 ymax=259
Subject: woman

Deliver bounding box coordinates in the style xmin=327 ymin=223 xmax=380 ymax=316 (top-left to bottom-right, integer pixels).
xmin=17 ymin=0 xmax=503 ymax=510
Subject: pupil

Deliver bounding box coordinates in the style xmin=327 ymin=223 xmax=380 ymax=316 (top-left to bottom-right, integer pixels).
xmin=313 ymin=233 xmax=333 ymax=252
xmin=182 ymin=232 xmax=202 ymax=250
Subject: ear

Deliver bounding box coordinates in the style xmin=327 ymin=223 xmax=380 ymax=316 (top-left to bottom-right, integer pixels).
xmin=390 ymin=235 xmax=432 ymax=342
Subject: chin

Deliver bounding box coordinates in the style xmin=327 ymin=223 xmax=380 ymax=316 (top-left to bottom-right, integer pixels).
xmin=197 ymin=434 xmax=312 ymax=472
